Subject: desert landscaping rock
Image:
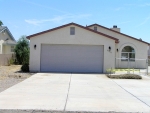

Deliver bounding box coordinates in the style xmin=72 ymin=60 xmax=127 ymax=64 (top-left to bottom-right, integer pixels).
xmin=0 ymin=65 xmax=35 ymax=92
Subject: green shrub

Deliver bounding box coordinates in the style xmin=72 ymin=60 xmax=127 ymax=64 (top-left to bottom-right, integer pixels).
xmin=21 ymin=63 xmax=29 ymax=72
xmin=15 ymin=36 xmax=29 ymax=65
xmin=106 ymin=74 xmax=142 ymax=79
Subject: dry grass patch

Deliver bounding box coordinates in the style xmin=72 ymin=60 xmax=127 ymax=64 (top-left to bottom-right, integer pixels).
xmin=0 ymin=65 xmax=36 ymax=93
xmin=107 ymin=74 xmax=142 ymax=79
xmin=0 ymin=76 xmax=6 ymax=80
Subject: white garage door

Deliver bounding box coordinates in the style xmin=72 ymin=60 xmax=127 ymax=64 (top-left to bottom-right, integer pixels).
xmin=40 ymin=44 xmax=104 ymax=73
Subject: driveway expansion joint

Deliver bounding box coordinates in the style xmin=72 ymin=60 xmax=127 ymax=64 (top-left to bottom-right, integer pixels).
xmin=112 ymin=79 xmax=150 ymax=108
xmin=64 ymin=73 xmax=72 ymax=111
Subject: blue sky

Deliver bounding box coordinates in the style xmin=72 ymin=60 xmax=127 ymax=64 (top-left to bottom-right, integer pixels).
xmin=0 ymin=0 xmax=150 ymax=42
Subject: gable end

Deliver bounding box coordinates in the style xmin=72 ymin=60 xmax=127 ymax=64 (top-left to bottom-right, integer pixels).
xmin=27 ymin=23 xmax=119 ymax=43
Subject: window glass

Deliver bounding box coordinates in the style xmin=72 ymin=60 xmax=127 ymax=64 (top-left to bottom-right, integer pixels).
xmin=70 ymin=27 xmax=75 ymax=35
xmin=121 ymin=46 xmax=135 ymax=61
xmin=121 ymin=53 xmax=128 ymax=61
xmin=94 ymin=27 xmax=97 ymax=31
xmin=11 ymin=46 xmax=14 ymax=52
xmin=129 ymin=53 xmax=135 ymax=61
xmin=122 ymin=46 xmax=134 ymax=52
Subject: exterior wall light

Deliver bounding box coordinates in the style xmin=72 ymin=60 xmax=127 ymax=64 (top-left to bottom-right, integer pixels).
xmin=109 ymin=46 xmax=111 ymax=51
xmin=34 ymin=44 xmax=36 ymax=49
xmin=117 ymin=48 xmax=118 ymax=52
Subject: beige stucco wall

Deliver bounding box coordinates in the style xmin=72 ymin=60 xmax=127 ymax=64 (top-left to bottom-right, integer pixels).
xmin=0 ymin=40 xmax=12 ymax=54
xmin=29 ymin=25 xmax=116 ymax=73
xmin=0 ymin=54 xmax=13 ymax=66
xmin=0 ymin=31 xmax=12 ymax=41
xmin=89 ymin=26 xmax=149 ymax=68
xmin=2 ymin=45 xmax=12 ymax=54
xmin=148 ymin=46 xmax=150 ymax=57
xmin=0 ymin=44 xmax=2 ymax=54
xmin=0 ymin=40 xmax=4 ymax=54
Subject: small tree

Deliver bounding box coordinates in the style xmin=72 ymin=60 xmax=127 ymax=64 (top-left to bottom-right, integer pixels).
xmin=14 ymin=35 xmax=29 ymax=65
xmin=0 ymin=20 xmax=3 ymax=26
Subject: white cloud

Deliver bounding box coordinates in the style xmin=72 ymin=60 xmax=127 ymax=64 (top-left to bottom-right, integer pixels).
xmin=139 ymin=3 xmax=150 ymax=7
xmin=22 ymin=0 xmax=95 ymax=24
xmin=25 ymin=19 xmax=43 ymax=26
xmin=124 ymin=3 xmax=137 ymax=6
xmin=22 ymin=0 xmax=70 ymax=14
xmin=25 ymin=14 xmax=91 ymax=26
xmin=125 ymin=3 xmax=150 ymax=7
xmin=140 ymin=16 xmax=150 ymax=25
xmin=115 ymin=7 xmax=123 ymax=11
xmin=136 ymin=15 xmax=150 ymax=27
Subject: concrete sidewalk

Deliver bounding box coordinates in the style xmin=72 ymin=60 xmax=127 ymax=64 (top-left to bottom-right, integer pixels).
xmin=0 ymin=73 xmax=150 ymax=112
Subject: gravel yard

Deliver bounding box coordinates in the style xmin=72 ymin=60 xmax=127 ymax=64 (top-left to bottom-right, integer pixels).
xmin=0 ymin=65 xmax=35 ymax=92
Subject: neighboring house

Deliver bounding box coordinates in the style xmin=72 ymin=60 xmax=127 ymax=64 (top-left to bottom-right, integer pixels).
xmin=0 ymin=26 xmax=16 ymax=65
xmin=27 ymin=23 xmax=150 ymax=73
xmin=148 ymin=46 xmax=150 ymax=58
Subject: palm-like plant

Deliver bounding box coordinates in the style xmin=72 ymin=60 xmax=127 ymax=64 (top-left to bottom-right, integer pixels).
xmin=0 ymin=20 xmax=3 ymax=26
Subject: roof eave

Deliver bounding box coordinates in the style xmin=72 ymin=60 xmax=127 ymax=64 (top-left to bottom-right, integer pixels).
xmin=87 ymin=24 xmax=150 ymax=45
xmin=27 ymin=23 xmax=118 ymax=43
xmin=0 ymin=27 xmax=16 ymax=42
xmin=6 ymin=27 xmax=16 ymax=42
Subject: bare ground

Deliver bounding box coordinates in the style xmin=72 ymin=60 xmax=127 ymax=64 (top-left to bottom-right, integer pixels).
xmin=0 ymin=65 xmax=36 ymax=92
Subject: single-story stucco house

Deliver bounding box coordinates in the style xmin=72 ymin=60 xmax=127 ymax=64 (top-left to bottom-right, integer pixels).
xmin=27 ymin=22 xmax=150 ymax=73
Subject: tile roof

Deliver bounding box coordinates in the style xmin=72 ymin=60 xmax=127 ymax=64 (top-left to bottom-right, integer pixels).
xmin=0 ymin=26 xmax=16 ymax=42
xmin=87 ymin=24 xmax=149 ymax=45
xmin=27 ymin=23 xmax=119 ymax=43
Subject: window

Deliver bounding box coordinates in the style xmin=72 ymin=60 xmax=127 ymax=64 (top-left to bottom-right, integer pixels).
xmin=11 ymin=46 xmax=14 ymax=52
xmin=94 ymin=26 xmax=97 ymax=31
xmin=121 ymin=46 xmax=135 ymax=61
xmin=70 ymin=27 xmax=75 ymax=35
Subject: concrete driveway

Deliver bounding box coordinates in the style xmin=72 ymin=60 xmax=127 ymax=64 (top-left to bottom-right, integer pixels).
xmin=0 ymin=73 xmax=150 ymax=112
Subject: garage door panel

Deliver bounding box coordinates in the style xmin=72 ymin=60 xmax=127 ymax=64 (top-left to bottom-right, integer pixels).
xmin=41 ymin=44 xmax=103 ymax=73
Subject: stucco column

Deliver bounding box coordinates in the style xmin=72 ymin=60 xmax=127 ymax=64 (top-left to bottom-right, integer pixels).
xmin=0 ymin=44 xmax=2 ymax=54
xmin=0 ymin=40 xmax=5 ymax=54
